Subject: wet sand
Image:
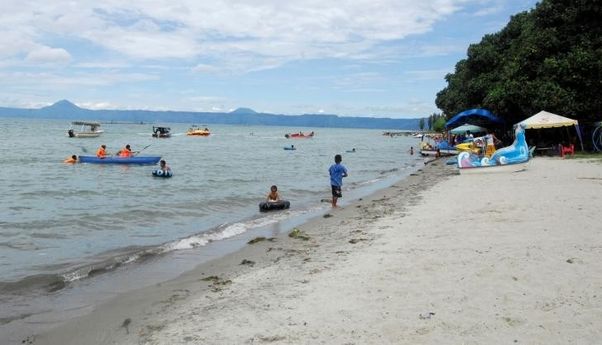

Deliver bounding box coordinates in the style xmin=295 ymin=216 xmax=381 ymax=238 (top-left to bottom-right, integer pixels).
xmin=20 ymin=158 xmax=602 ymax=344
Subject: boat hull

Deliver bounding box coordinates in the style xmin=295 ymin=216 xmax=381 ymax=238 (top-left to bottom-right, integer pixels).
xmin=420 ymin=149 xmax=458 ymax=156
xmin=79 ymin=156 xmax=161 ymax=165
xmin=459 ymin=162 xmax=529 ymax=174
xmin=68 ymin=130 xmax=104 ymax=138
xmin=285 ymin=133 xmax=314 ymax=139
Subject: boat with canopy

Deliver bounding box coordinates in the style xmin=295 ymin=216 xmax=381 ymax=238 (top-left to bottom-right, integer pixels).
xmin=67 ymin=121 xmax=103 ymax=138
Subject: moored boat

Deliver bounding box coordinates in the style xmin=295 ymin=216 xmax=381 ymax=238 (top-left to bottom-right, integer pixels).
xmin=457 ymin=125 xmax=529 ymax=173
xmin=79 ymin=156 xmax=161 ymax=165
xmin=285 ymin=131 xmax=314 ymax=139
xmin=419 ymin=141 xmax=458 ymax=156
xmin=187 ymin=125 xmax=210 ymax=136
xmin=67 ymin=121 xmax=103 ymax=138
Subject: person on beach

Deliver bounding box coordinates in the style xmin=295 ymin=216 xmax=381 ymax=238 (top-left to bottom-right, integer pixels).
xmin=117 ymin=144 xmax=133 ymax=157
xmin=63 ymin=154 xmax=77 ymax=164
xmin=267 ymin=185 xmax=280 ymax=202
xmin=96 ymin=144 xmax=107 ymax=158
xmin=159 ymin=159 xmax=171 ymax=173
xmin=329 ymin=154 xmax=348 ymax=208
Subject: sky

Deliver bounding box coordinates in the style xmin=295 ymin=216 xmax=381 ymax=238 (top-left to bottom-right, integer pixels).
xmin=0 ymin=0 xmax=539 ymax=118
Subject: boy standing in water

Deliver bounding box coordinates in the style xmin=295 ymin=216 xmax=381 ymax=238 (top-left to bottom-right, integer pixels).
xmin=329 ymin=154 xmax=348 ymax=208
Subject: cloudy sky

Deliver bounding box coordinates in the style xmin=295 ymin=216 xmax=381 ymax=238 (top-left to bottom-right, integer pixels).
xmin=0 ymin=0 xmax=538 ymax=118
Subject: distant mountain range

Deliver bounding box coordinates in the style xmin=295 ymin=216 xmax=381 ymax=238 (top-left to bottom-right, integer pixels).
xmin=0 ymin=100 xmax=421 ymax=130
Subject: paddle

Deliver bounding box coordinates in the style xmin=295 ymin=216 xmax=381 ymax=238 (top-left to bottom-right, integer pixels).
xmin=133 ymin=144 xmax=152 ymax=156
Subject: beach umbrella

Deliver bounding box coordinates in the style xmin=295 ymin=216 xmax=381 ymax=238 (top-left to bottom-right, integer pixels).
xmin=450 ymin=124 xmax=487 ymax=135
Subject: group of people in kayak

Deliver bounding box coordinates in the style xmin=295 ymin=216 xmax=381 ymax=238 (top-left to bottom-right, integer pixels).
xmin=95 ymin=144 xmax=133 ymax=158
xmin=64 ymin=144 xmax=170 ymax=173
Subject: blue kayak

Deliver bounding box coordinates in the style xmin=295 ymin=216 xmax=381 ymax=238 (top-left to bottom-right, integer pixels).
xmin=79 ymin=156 xmax=161 ymax=165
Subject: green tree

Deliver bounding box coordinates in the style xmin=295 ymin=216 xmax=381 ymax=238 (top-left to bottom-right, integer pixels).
xmin=418 ymin=118 xmax=425 ymax=131
xmin=433 ymin=116 xmax=447 ymax=132
xmin=435 ymin=0 xmax=602 ymax=124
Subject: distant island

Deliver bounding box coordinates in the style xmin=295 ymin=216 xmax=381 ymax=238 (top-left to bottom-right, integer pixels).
xmin=0 ymin=100 xmax=421 ymax=130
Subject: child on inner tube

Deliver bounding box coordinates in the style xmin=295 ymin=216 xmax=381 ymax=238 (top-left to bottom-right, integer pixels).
xmin=267 ymin=185 xmax=280 ymax=202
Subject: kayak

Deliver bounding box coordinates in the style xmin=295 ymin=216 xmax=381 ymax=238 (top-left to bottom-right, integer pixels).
xmin=259 ymin=200 xmax=290 ymax=212
xmin=79 ymin=156 xmax=161 ymax=165
xmin=284 ymin=146 xmax=296 ymax=150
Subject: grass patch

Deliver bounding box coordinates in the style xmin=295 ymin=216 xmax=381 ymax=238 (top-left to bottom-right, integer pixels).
xmin=572 ymin=152 xmax=602 ymax=160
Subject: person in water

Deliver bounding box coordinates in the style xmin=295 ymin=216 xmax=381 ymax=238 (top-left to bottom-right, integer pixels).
xmin=96 ymin=144 xmax=107 ymax=158
xmin=409 ymin=146 xmax=414 ymax=155
xmin=159 ymin=159 xmax=171 ymax=172
xmin=117 ymin=144 xmax=133 ymax=157
xmin=267 ymin=185 xmax=280 ymax=202
xmin=329 ymin=154 xmax=348 ymax=208
xmin=64 ymin=155 xmax=77 ymax=163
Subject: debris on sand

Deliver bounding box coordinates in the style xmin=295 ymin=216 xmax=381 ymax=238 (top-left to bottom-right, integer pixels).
xmin=248 ymin=237 xmax=266 ymax=244
xmin=289 ymin=228 xmax=311 ymax=241
xmin=121 ymin=318 xmax=132 ymax=334
xmin=240 ymin=259 xmax=255 ymax=266
xmin=201 ymin=275 xmax=232 ymax=292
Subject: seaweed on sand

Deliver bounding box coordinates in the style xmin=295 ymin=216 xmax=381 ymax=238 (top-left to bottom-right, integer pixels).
xmin=288 ymin=228 xmax=310 ymax=241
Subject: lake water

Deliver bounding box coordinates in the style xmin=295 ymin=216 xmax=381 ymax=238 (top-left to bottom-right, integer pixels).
xmin=0 ymin=118 xmax=422 ymax=331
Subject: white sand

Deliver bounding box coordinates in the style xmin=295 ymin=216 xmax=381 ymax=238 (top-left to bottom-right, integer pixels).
xmin=34 ymin=158 xmax=602 ymax=344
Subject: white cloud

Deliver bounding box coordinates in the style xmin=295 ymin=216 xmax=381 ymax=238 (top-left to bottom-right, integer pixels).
xmin=25 ymin=46 xmax=72 ymax=64
xmin=76 ymin=101 xmax=119 ymax=110
xmin=0 ymin=0 xmax=478 ymax=71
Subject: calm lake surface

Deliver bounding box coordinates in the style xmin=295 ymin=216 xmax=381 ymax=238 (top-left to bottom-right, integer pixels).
xmin=0 ymin=118 xmax=421 ymax=291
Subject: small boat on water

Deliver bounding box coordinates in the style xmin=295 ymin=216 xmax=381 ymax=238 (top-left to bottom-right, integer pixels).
xmin=152 ymin=126 xmax=171 ymax=138
xmin=284 ymin=145 xmax=296 ymax=150
xmin=285 ymin=131 xmax=314 ymax=139
xmin=79 ymin=156 xmax=161 ymax=165
xmin=187 ymin=125 xmax=210 ymax=136
xmin=67 ymin=121 xmax=103 ymax=138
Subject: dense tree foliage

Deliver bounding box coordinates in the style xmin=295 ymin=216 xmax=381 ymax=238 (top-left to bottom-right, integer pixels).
xmin=425 ymin=113 xmax=445 ymax=131
xmin=436 ymin=0 xmax=602 ymax=125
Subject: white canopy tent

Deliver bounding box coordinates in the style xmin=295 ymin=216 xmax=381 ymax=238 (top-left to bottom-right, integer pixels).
xmin=516 ymin=110 xmax=583 ymax=150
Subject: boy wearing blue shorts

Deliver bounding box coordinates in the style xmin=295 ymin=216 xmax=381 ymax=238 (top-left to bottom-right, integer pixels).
xmin=329 ymin=154 xmax=348 ymax=208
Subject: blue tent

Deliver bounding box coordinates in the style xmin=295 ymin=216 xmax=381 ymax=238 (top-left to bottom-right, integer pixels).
xmin=445 ymin=108 xmax=504 ymax=129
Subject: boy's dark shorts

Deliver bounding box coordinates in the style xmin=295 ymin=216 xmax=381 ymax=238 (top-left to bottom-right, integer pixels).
xmin=331 ymin=185 xmax=342 ymax=198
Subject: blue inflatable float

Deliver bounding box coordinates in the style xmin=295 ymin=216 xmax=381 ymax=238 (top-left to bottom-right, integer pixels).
xmin=152 ymin=169 xmax=173 ymax=178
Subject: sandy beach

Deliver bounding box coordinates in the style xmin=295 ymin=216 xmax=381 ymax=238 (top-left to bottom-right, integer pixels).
xmin=22 ymin=157 xmax=602 ymax=344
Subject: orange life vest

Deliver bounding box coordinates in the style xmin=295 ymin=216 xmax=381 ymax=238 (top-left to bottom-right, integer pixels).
xmin=96 ymin=147 xmax=106 ymax=158
xmin=119 ymin=147 xmax=132 ymax=157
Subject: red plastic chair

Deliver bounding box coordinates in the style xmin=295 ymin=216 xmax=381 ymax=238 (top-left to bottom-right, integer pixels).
xmin=560 ymin=144 xmax=575 ymax=158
